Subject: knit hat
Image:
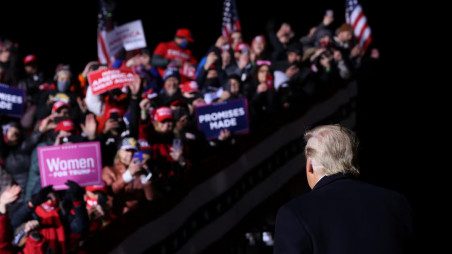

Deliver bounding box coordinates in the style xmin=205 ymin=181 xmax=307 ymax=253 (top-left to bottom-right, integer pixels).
xmin=118 ymin=137 xmax=139 ymax=151
xmin=163 ymin=67 xmax=180 ymax=81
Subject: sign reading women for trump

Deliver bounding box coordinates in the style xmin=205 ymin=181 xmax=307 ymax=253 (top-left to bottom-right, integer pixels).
xmin=195 ymin=98 xmax=249 ymax=140
xmin=38 ymin=142 xmax=103 ymax=190
xmin=88 ymin=68 xmax=134 ymax=95
xmin=0 ymin=84 xmax=25 ymax=118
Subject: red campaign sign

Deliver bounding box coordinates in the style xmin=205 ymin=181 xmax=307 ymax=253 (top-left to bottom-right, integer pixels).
xmin=88 ymin=68 xmax=134 ymax=95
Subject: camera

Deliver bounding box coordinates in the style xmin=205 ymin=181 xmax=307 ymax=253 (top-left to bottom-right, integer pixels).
xmin=172 ymin=138 xmax=182 ymax=152
xmin=59 ymin=135 xmax=81 ymax=144
xmin=53 ymin=116 xmax=66 ymax=124
xmin=90 ymin=63 xmax=100 ymax=72
xmin=59 ymin=136 xmax=73 ymax=144
xmin=132 ymin=151 xmax=144 ymax=164
xmin=109 ymin=112 xmax=120 ymax=121
xmin=319 ymin=49 xmax=333 ymax=59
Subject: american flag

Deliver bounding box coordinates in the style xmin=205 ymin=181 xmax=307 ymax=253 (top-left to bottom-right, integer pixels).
xmin=222 ymin=0 xmax=241 ymax=38
xmin=97 ymin=0 xmax=114 ymax=66
xmin=346 ymin=0 xmax=372 ymax=51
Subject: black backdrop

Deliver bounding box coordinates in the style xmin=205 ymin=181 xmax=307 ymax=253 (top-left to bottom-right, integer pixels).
xmin=1 ymin=0 xmax=390 ymax=74
xmin=1 ymin=0 xmax=430 ymax=251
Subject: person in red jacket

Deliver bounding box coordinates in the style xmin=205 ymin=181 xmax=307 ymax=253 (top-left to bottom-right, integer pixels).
xmin=152 ymin=28 xmax=197 ymax=81
xmin=0 ymin=185 xmax=20 ymax=254
xmin=31 ymin=190 xmax=67 ymax=254
xmin=0 ymin=185 xmax=46 ymax=254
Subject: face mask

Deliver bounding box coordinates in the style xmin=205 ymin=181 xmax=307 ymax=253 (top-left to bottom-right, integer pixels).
xmin=57 ymin=81 xmax=70 ymax=92
xmin=205 ymin=78 xmax=219 ymax=88
xmin=41 ymin=199 xmax=58 ymax=211
xmin=179 ymin=39 xmax=189 ymax=49
xmin=85 ymin=196 xmax=98 ymax=210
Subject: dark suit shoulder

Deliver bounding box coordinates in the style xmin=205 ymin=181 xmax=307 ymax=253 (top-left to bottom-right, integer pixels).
xmin=276 ymin=175 xmax=413 ymax=254
xmin=283 ymin=176 xmax=412 ymax=219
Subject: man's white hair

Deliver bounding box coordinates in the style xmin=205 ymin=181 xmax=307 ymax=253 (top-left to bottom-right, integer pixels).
xmin=304 ymin=124 xmax=359 ymax=176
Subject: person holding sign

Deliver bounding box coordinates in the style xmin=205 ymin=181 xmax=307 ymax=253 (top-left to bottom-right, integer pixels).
xmin=218 ymin=74 xmax=244 ymax=102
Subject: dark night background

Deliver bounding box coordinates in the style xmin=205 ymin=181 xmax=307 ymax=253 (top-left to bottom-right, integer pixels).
xmin=1 ymin=0 xmax=432 ymax=252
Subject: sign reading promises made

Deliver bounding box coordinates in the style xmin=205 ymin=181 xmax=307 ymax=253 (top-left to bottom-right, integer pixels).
xmin=195 ymin=98 xmax=250 ymax=140
xmin=0 ymin=84 xmax=25 ymax=118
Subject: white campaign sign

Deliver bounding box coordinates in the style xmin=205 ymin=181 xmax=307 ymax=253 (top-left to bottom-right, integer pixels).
xmin=119 ymin=20 xmax=147 ymax=51
xmin=107 ymin=19 xmax=147 ymax=56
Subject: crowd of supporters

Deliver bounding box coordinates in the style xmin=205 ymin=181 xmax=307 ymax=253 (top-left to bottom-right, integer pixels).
xmin=0 ymin=10 xmax=378 ymax=253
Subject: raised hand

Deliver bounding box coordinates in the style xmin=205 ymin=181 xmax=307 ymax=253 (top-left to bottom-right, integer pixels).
xmin=65 ymin=180 xmax=85 ymax=202
xmin=204 ymin=52 xmax=218 ymax=70
xmin=129 ymin=74 xmax=142 ymax=97
xmin=103 ymin=118 xmax=120 ymax=134
xmin=29 ymin=185 xmax=53 ymax=208
xmin=218 ymin=129 xmax=231 ymax=141
xmin=24 ymin=220 xmax=40 ymax=233
xmin=38 ymin=114 xmax=56 ymax=133
xmin=0 ymin=185 xmax=21 ymax=213
xmin=80 ymin=113 xmax=97 ymax=140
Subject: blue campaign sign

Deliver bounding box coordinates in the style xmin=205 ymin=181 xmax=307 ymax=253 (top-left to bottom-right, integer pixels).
xmin=0 ymin=84 xmax=25 ymax=118
xmin=195 ymin=98 xmax=250 ymax=140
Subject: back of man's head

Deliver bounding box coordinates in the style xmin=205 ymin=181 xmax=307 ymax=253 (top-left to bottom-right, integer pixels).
xmin=304 ymin=124 xmax=359 ymax=176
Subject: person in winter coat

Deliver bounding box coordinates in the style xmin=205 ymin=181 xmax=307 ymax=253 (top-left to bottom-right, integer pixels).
xmin=1 ymin=119 xmax=53 ymax=201
xmin=1 ymin=185 xmax=47 ymax=254
xmin=10 ymin=182 xmax=89 ymax=254
xmin=102 ymin=137 xmax=154 ymax=214
xmin=152 ymin=28 xmax=197 ymax=81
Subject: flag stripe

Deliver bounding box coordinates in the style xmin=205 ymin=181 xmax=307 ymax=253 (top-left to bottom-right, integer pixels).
xmin=360 ymin=28 xmax=371 ymax=47
xmin=346 ymin=0 xmax=372 ymax=51
xmin=362 ymin=36 xmax=372 ymax=51
xmin=356 ymin=17 xmax=368 ymax=38
xmin=97 ymin=0 xmax=113 ymax=66
xmin=351 ymin=12 xmax=364 ymax=33
xmin=98 ymin=32 xmax=110 ymax=66
xmin=222 ymin=0 xmax=241 ymax=38
xmin=350 ymin=6 xmax=362 ymax=23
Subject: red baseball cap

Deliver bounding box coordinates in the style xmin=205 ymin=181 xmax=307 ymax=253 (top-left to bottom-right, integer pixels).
xmin=55 ymin=119 xmax=75 ymax=132
xmin=175 ymin=28 xmax=194 ymax=42
xmin=23 ymin=54 xmax=37 ymax=65
xmin=179 ymin=81 xmax=199 ymax=93
xmin=52 ymin=101 xmax=69 ymax=113
xmin=153 ymin=107 xmax=173 ymax=122
xmin=142 ymin=88 xmax=158 ymax=100
xmin=85 ymin=185 xmax=106 ymax=193
xmin=234 ymin=43 xmax=249 ymax=53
